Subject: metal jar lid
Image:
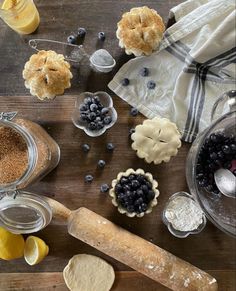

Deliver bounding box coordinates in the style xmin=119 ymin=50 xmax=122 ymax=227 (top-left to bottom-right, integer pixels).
xmin=0 ymin=191 xmax=52 ymax=234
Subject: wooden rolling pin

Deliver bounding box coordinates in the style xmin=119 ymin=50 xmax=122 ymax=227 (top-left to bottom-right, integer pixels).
xmin=45 ymin=197 xmax=218 ymax=291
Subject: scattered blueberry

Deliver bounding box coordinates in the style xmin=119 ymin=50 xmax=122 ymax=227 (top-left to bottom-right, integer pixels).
xmin=82 ymin=144 xmax=90 ymax=152
xmin=98 ymin=31 xmax=106 ymax=41
xmin=98 ymin=159 xmax=106 ymax=168
xmin=78 ymin=27 xmax=86 ymax=38
xmin=130 ymin=107 xmax=139 ymax=117
xmin=100 ymin=183 xmax=109 ymax=193
xmin=106 ymin=142 xmax=115 ymax=151
xmin=140 ymin=67 xmax=149 ymax=77
xmin=121 ymin=78 xmax=130 ymax=86
xmin=85 ymin=174 xmax=93 ymax=183
xmin=147 ymin=80 xmax=156 ymax=89
xmin=67 ymin=35 xmax=77 ymax=44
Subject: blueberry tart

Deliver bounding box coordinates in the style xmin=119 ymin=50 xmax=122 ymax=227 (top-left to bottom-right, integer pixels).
xmin=109 ymin=168 xmax=159 ymax=217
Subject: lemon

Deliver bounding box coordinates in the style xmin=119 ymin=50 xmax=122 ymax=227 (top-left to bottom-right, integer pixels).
xmin=24 ymin=236 xmax=49 ymax=266
xmin=0 ymin=227 xmax=25 ymax=260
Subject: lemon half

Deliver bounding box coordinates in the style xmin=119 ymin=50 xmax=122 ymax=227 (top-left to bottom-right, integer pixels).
xmin=0 ymin=227 xmax=25 ymax=260
xmin=24 ymin=236 xmax=49 ymax=266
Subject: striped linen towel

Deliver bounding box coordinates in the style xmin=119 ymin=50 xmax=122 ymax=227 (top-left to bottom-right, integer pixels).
xmin=108 ymin=0 xmax=236 ymax=142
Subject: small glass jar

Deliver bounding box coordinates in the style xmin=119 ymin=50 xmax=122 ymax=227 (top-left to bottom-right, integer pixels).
xmin=0 ymin=0 xmax=40 ymax=34
xmin=0 ymin=112 xmax=60 ymax=233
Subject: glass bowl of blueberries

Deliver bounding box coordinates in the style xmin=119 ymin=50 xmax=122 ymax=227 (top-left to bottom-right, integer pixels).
xmin=72 ymin=91 xmax=117 ymax=137
xmin=186 ymin=90 xmax=236 ymax=237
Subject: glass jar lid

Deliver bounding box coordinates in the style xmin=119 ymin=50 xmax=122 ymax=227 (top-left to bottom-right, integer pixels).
xmin=0 ymin=191 xmax=52 ymax=234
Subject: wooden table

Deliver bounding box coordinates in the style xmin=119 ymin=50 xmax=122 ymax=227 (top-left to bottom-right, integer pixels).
xmin=0 ymin=1 xmax=235 ymax=290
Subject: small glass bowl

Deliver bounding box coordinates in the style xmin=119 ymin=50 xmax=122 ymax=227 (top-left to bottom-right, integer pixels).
xmin=162 ymin=192 xmax=207 ymax=238
xmin=72 ymin=91 xmax=117 ymax=137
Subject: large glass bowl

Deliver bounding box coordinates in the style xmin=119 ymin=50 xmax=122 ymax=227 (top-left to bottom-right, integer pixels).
xmin=186 ymin=91 xmax=236 ymax=237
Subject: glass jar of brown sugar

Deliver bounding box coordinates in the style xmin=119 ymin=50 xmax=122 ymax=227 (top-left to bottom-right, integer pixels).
xmin=0 ymin=112 xmax=60 ymax=233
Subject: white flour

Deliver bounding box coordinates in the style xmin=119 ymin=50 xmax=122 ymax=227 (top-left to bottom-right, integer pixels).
xmin=165 ymin=196 xmax=203 ymax=232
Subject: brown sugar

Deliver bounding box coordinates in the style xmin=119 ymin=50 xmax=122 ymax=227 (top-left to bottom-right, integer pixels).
xmin=0 ymin=126 xmax=29 ymax=184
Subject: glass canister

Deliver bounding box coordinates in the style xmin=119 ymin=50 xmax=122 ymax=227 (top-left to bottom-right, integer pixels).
xmin=0 ymin=112 xmax=60 ymax=233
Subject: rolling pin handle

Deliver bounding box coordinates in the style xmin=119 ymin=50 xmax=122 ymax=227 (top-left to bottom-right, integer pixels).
xmin=44 ymin=197 xmax=72 ymax=223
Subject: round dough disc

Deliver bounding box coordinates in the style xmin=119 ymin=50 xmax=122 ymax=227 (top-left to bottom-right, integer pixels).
xmin=63 ymin=254 xmax=115 ymax=291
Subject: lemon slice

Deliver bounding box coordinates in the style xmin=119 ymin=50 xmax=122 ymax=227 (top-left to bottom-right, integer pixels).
xmin=0 ymin=227 xmax=25 ymax=260
xmin=24 ymin=236 xmax=49 ymax=266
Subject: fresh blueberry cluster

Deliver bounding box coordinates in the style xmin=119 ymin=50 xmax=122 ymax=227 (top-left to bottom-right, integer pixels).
xmin=196 ymin=132 xmax=236 ymax=194
xmin=115 ymin=174 xmax=155 ymax=214
xmin=79 ymin=96 xmax=112 ymax=131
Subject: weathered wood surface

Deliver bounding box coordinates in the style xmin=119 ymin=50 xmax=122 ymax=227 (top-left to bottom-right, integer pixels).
xmin=0 ymin=0 xmax=235 ymax=290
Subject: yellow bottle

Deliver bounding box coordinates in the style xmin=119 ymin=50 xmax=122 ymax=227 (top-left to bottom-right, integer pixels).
xmin=0 ymin=0 xmax=40 ymax=34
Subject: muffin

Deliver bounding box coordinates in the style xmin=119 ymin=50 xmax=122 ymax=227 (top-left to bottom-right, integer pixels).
xmin=131 ymin=117 xmax=181 ymax=164
xmin=109 ymin=168 xmax=159 ymax=217
xmin=23 ymin=50 xmax=73 ymax=100
xmin=116 ymin=6 xmax=165 ymax=56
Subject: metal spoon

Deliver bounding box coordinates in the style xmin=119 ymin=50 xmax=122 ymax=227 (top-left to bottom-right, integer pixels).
xmin=214 ymin=168 xmax=236 ymax=198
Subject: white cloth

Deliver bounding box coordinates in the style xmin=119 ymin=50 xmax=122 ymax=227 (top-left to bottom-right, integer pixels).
xmin=108 ymin=0 xmax=236 ymax=142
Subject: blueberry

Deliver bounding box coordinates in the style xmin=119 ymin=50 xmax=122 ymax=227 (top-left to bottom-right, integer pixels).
xmin=123 ymin=184 xmax=131 ymax=191
xmin=85 ymin=174 xmax=93 ymax=183
xmin=88 ymin=112 xmax=96 ymax=121
xmin=101 ymin=107 xmax=109 ymax=115
xmin=95 ymin=116 xmax=101 ymax=122
xmin=98 ymin=31 xmax=106 ymax=41
xmin=98 ymin=159 xmax=106 ymax=168
xmin=140 ymin=67 xmax=149 ymax=77
xmin=84 ymin=97 xmax=92 ymax=105
xmin=147 ymin=80 xmax=156 ymax=89
xmin=115 ymin=183 xmax=123 ymax=194
xmin=210 ymin=152 xmax=217 ymax=160
xmin=230 ymin=143 xmax=236 ymax=153
xmin=222 ymin=145 xmax=231 ymax=154
xmin=128 ymin=174 xmax=136 ymax=181
xmin=129 ymin=128 xmax=135 ymax=136
xmin=137 ymin=175 xmax=146 ymax=183
xmin=80 ymin=113 xmax=88 ymax=121
xmin=79 ymin=104 xmax=87 ymax=112
xmin=147 ymin=190 xmax=155 ymax=201
xmin=121 ymin=78 xmax=130 ymax=86
xmin=127 ymin=205 xmax=135 ymax=213
xmin=104 ymin=116 xmax=112 ymax=125
xmin=106 ymin=142 xmax=115 ymax=151
xmin=88 ymin=122 xmax=97 ymax=130
xmin=130 ymin=107 xmax=139 ymax=117
xmin=67 ymin=35 xmax=77 ymax=44
xmin=217 ymin=151 xmax=225 ymax=160
xmin=82 ymin=144 xmax=90 ymax=152
xmin=135 ymin=197 xmax=143 ymax=206
xmin=100 ymin=183 xmax=109 ymax=193
xmin=93 ymin=96 xmax=100 ymax=103
xmin=97 ymin=121 xmax=104 ymax=130
xmin=120 ymin=177 xmax=128 ymax=185
xmin=136 ymin=189 xmax=143 ymax=197
xmin=146 ymin=181 xmax=152 ymax=189
xmin=78 ymin=27 xmax=86 ymax=38
xmin=90 ymin=103 xmax=98 ymax=111
xmin=141 ymin=184 xmax=149 ymax=194
xmin=141 ymin=203 xmax=148 ymax=212
xmin=131 ymin=180 xmax=140 ymax=189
